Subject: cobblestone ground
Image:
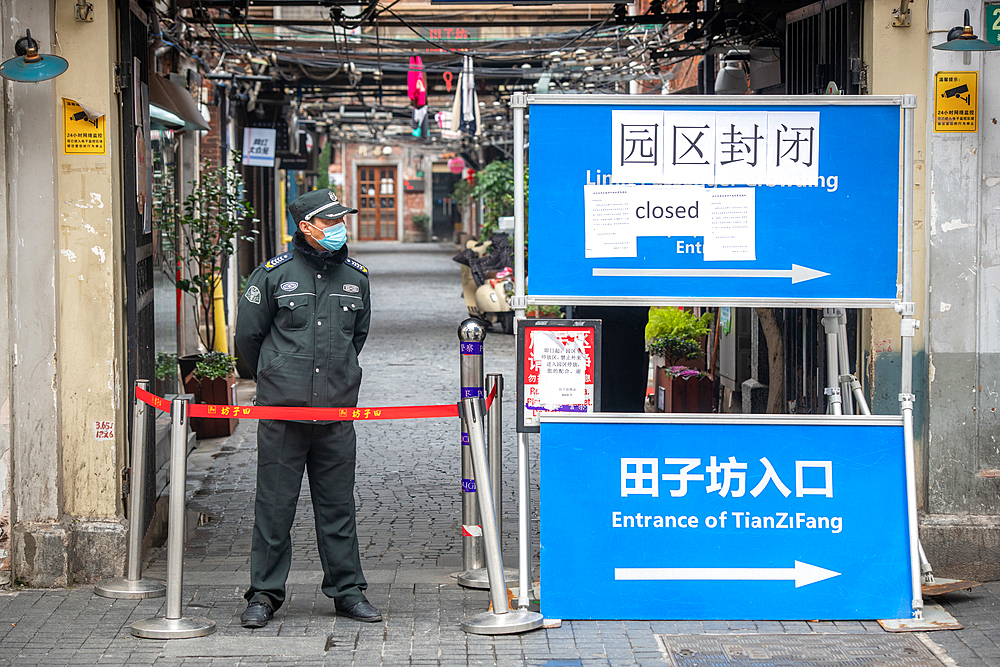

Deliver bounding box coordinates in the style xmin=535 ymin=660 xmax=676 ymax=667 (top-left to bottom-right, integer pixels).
xmin=0 ymin=242 xmax=996 ymax=666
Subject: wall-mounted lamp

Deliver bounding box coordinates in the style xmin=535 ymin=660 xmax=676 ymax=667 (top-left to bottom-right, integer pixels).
xmin=0 ymin=30 xmax=69 ymax=83
xmin=932 ymin=9 xmax=999 ymax=65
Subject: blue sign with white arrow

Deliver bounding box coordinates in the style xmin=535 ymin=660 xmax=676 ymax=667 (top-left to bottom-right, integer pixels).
xmin=539 ymin=416 xmax=913 ymax=620
xmin=526 ymin=98 xmax=902 ymax=306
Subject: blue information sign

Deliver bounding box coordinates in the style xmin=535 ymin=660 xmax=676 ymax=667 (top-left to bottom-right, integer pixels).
xmin=539 ymin=417 xmax=913 ymax=620
xmin=527 ymin=97 xmax=902 ymax=307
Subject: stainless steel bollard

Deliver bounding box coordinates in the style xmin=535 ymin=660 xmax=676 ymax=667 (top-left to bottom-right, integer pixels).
xmin=95 ymin=380 xmax=166 ymax=599
xmin=130 ymin=398 xmax=215 ymax=639
xmin=458 ymin=319 xmax=486 ymax=583
xmin=486 ymin=374 xmax=503 ymax=538
xmin=460 ymin=396 xmax=543 ymax=635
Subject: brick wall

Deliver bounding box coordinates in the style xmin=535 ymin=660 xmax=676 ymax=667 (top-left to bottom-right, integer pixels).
xmin=200 ymin=84 xmax=223 ymax=167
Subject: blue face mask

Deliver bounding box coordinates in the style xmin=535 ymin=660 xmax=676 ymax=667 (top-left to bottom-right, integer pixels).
xmin=306 ymin=220 xmax=347 ymax=252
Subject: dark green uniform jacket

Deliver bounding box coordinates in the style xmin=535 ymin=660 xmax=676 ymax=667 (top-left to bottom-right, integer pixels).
xmin=236 ymin=233 xmax=371 ymax=412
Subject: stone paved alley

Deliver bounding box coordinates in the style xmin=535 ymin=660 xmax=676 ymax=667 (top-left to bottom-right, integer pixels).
xmin=0 ymin=243 xmax=998 ymax=666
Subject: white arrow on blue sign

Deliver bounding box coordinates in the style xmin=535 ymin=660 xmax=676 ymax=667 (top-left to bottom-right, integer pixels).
xmin=615 ymin=560 xmax=841 ymax=588
xmin=593 ymin=264 xmax=830 ymax=284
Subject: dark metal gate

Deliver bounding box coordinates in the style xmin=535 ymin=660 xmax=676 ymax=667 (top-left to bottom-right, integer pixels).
xmin=119 ymin=0 xmax=156 ymax=531
xmin=786 ymin=0 xmax=863 ymax=95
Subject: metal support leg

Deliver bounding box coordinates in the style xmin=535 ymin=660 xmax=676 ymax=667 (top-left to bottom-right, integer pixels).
xmin=460 ymin=397 xmax=543 ymax=635
xmin=95 ymin=380 xmax=166 ymax=599
xmin=834 ymin=309 xmax=856 ymax=415
xmin=131 ymin=398 xmax=215 ymax=639
xmin=821 ymin=309 xmax=843 ymax=415
xmin=516 ymin=432 xmax=533 ymax=609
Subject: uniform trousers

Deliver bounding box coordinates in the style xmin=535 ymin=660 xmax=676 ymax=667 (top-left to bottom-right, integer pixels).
xmin=245 ymin=419 xmax=367 ymax=611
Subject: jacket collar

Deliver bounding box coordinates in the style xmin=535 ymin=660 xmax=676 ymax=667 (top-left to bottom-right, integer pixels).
xmin=292 ymin=230 xmax=349 ymax=270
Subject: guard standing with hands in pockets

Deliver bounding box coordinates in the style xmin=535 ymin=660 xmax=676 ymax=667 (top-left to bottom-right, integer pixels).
xmin=236 ymin=189 xmax=381 ymax=628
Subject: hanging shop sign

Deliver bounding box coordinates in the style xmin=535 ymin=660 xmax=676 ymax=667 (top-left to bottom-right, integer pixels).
xmin=516 ymin=319 xmax=601 ymax=433
xmin=243 ymin=127 xmax=277 ymax=167
xmin=527 ymin=97 xmax=903 ymax=307
xmin=62 ymin=98 xmax=106 ymax=155
xmin=539 ymin=415 xmax=913 ymax=620
xmin=933 ymin=71 xmax=978 ymax=133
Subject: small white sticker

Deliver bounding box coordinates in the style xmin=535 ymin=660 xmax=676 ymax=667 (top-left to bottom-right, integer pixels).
xmin=95 ymin=420 xmax=114 ymax=440
xmin=280 ymin=281 xmax=298 ymax=291
xmin=343 ymin=284 xmax=359 ymax=293
xmin=245 ymin=285 xmax=261 ymax=304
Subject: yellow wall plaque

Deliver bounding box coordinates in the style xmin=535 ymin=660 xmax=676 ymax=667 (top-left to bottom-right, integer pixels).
xmin=934 ymin=71 xmax=978 ymax=133
xmin=63 ymin=98 xmax=106 ymax=154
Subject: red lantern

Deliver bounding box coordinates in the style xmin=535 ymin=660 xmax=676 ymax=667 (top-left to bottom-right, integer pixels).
xmin=448 ymin=156 xmax=465 ymax=174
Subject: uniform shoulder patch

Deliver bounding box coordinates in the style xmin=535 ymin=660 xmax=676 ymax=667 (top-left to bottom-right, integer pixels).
xmin=344 ymin=257 xmax=368 ymax=275
xmin=263 ymin=252 xmax=293 ymax=272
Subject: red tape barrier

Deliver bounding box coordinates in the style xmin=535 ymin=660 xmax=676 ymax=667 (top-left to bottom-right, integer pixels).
xmin=136 ymin=383 xmax=496 ymax=422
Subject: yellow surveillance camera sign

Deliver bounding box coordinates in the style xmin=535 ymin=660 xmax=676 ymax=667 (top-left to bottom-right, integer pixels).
xmin=934 ymin=72 xmax=977 ymax=133
xmin=63 ymin=98 xmax=106 ymax=154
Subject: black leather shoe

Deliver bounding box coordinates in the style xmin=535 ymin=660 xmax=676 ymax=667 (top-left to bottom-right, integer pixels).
xmin=337 ymin=599 xmax=382 ymax=623
xmin=241 ymin=601 xmax=273 ymax=628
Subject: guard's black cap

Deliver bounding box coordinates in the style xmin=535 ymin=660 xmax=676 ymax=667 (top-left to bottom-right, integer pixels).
xmin=287 ymin=189 xmax=358 ymax=223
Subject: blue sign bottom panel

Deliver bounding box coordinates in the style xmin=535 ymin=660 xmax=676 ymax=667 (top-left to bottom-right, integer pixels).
xmin=539 ymin=418 xmax=913 ymax=621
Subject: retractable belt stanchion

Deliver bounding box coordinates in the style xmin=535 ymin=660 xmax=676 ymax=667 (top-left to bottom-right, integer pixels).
xmin=95 ymin=380 xmax=166 ymax=599
xmin=131 ymin=397 xmax=215 ymax=639
xmin=457 ymin=319 xmax=486 ymax=587
xmin=459 ymin=396 xmax=543 ymax=635
xmin=486 ymin=374 xmax=503 ymax=537
xmin=458 ymin=328 xmax=516 ymax=588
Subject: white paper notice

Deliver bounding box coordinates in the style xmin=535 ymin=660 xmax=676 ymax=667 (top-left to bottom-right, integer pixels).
xmin=766 ymin=112 xmax=820 ymax=186
xmin=585 ymin=185 xmax=636 ymax=258
xmin=530 ymin=330 xmax=588 ymax=406
xmin=662 ymin=111 xmax=716 ymax=185
xmin=706 ymin=188 xmax=756 ymax=261
xmin=611 ymin=110 xmax=665 ymax=184
xmin=714 ymin=111 xmax=768 ymax=186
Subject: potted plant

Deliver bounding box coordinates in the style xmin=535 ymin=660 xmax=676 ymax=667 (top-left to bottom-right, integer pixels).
xmin=183 ymin=351 xmax=239 ymax=438
xmin=646 ymin=307 xmax=714 ymax=413
xmin=168 ymin=151 xmax=255 ymax=358
xmin=411 ymin=212 xmax=430 ymax=242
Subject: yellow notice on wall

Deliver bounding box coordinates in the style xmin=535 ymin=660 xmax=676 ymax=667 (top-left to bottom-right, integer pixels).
xmin=934 ymin=71 xmax=978 ymax=133
xmin=63 ymin=98 xmax=106 ymax=154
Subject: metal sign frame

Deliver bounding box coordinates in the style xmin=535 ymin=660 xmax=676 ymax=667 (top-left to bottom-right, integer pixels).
xmin=508 ymin=92 xmax=922 ymax=620
xmin=516 ymin=318 xmax=602 ymax=433
xmin=522 ymin=94 xmax=904 ymax=309
xmin=538 ymin=413 xmax=911 ymax=620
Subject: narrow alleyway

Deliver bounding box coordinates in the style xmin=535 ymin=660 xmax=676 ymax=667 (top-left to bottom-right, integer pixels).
xmin=0 ymin=243 xmax=997 ymax=666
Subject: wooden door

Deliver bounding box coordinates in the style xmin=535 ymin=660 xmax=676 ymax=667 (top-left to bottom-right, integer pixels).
xmin=357 ymin=166 xmax=397 ymax=240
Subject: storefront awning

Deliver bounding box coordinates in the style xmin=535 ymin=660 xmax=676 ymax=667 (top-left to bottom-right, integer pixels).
xmin=148 ymin=74 xmax=210 ymax=132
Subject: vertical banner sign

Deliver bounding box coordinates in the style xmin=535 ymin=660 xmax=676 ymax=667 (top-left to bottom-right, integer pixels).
xmin=527 ymin=97 xmax=902 ymax=306
xmin=539 ymin=417 xmax=913 ymax=620
xmin=934 ymin=72 xmax=978 ymax=133
xmin=517 ymin=319 xmax=601 ymax=433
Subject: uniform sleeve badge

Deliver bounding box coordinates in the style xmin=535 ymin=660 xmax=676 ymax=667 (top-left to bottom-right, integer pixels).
xmin=245 ymin=285 xmax=261 ymax=304
xmin=264 ymin=252 xmax=293 ymax=272
xmin=344 ymin=257 xmax=368 ymax=275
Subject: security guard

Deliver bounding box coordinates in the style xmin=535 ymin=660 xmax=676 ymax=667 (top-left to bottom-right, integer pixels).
xmin=235 ymin=189 xmax=380 ymax=627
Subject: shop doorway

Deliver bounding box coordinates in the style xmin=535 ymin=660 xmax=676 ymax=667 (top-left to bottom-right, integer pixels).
xmin=432 ymin=171 xmax=462 ymax=241
xmin=357 ymin=166 xmax=398 ymax=240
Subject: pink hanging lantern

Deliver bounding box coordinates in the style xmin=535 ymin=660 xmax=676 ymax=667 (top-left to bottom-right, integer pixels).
xmin=448 ymin=156 xmax=465 ymax=174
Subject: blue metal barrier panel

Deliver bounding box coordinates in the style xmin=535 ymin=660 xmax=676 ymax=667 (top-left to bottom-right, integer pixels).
xmin=539 ymin=416 xmax=913 ymax=620
xmin=527 ymin=97 xmax=902 ymax=306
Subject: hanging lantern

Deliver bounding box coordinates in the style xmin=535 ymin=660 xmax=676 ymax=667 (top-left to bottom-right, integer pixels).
xmin=448 ymin=156 xmax=465 ymax=174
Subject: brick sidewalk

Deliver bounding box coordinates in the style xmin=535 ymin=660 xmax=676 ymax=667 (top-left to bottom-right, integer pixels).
xmin=0 ymin=243 xmax=996 ymax=666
